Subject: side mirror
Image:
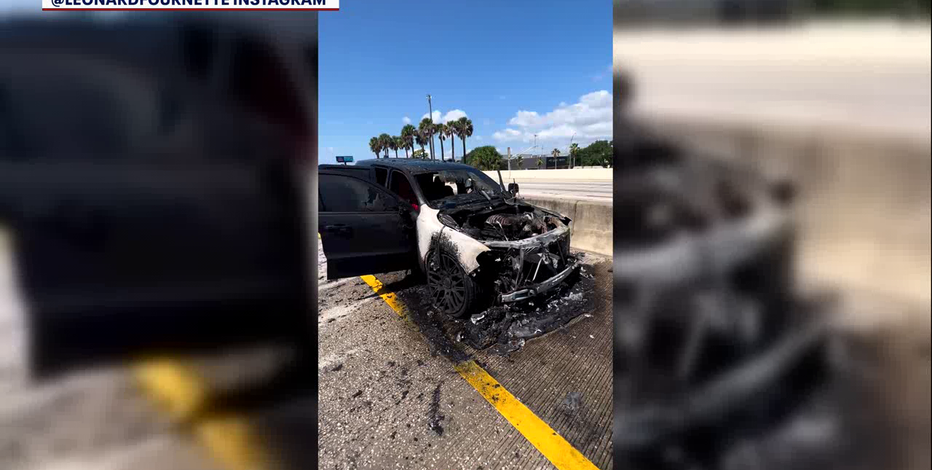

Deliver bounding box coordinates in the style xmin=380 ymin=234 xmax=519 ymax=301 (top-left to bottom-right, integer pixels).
xmin=508 ymin=182 xmax=519 ymax=195
xmin=398 ymin=200 xmax=419 ymax=214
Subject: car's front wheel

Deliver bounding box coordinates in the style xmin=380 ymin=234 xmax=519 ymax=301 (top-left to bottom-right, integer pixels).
xmin=426 ymin=249 xmax=477 ymax=318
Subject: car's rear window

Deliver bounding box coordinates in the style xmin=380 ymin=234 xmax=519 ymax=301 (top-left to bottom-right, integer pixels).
xmin=374 ymin=167 xmax=388 ymax=187
xmin=389 ymin=170 xmax=418 ymax=205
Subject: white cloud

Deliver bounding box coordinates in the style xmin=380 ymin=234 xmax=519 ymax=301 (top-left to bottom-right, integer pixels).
xmin=493 ymin=90 xmax=612 ymax=147
xmin=421 ymin=109 xmax=469 ymax=125
xmin=441 ymin=109 xmax=467 ymax=123
xmin=402 ymin=116 xmax=412 ymax=124
xmin=492 ymin=128 xmax=522 ymax=141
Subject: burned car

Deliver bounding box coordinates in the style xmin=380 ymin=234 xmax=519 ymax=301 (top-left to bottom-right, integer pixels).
xmin=318 ymin=159 xmax=578 ymax=317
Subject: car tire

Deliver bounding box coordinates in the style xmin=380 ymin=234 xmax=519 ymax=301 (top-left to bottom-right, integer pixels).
xmin=426 ymin=249 xmax=478 ymax=318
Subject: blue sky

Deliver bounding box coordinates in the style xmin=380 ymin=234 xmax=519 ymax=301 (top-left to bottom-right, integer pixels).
xmin=320 ymin=0 xmax=612 ymax=163
xmin=1 ymin=0 xmax=39 ymax=12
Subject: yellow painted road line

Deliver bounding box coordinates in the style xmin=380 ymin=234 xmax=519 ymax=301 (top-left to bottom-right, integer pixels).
xmin=361 ymin=274 xmax=600 ymax=470
xmin=455 ymin=360 xmax=600 ymax=470
xmin=195 ymin=415 xmax=269 ymax=470
xmin=360 ymin=274 xmax=408 ymax=320
xmin=134 ymin=360 xmax=207 ymax=423
xmin=134 ymin=360 xmax=270 ymax=470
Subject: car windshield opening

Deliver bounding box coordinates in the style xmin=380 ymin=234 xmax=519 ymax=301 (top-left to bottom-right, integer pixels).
xmin=414 ymin=169 xmax=502 ymax=206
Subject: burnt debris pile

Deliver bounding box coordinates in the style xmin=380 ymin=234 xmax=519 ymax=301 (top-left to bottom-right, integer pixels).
xmin=460 ymin=259 xmax=596 ymax=354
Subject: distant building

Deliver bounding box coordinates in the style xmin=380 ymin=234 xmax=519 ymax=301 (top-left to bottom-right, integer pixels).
xmin=499 ymin=154 xmax=569 ymax=170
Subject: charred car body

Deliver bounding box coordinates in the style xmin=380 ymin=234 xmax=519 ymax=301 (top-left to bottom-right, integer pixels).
xmin=612 ymin=70 xmax=836 ymax=470
xmin=318 ymin=159 xmax=579 ymax=317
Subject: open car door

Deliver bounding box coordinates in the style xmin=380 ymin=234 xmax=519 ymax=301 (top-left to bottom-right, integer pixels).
xmin=318 ymin=170 xmax=417 ymax=279
xmin=0 ymin=18 xmax=316 ymax=378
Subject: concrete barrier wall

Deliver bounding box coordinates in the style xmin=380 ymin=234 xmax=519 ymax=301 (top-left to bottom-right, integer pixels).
xmin=642 ymin=115 xmax=931 ymax=305
xmin=522 ymin=196 xmax=613 ymax=257
xmin=484 ymin=168 xmax=613 ymax=182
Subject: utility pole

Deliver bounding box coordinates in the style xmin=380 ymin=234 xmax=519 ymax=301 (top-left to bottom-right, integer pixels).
xmin=534 ymin=134 xmax=538 ymax=169
xmin=427 ymin=94 xmax=435 ymax=160
xmin=569 ymin=133 xmax=576 ymax=169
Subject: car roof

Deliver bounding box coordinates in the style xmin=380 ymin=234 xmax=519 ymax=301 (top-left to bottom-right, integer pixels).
xmin=319 ymin=164 xmax=368 ymax=172
xmin=353 ymin=158 xmax=475 ymax=174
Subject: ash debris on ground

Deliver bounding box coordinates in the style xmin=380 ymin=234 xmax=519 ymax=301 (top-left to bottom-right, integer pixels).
xmin=560 ymin=391 xmax=584 ymax=416
xmin=400 ymin=252 xmax=600 ymax=359
xmin=426 ymin=383 xmax=445 ymax=436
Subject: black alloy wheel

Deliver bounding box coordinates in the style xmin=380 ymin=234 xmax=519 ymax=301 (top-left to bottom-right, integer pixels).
xmin=427 ymin=250 xmax=475 ymax=318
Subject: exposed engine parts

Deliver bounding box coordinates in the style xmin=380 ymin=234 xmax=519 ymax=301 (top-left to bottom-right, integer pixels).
xmin=483 ymin=212 xmax=549 ymax=240
xmin=439 ymin=202 xmax=568 ymax=242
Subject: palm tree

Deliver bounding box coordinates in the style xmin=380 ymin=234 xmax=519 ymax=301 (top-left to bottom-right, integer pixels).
xmin=418 ymin=118 xmax=434 ymax=160
xmin=456 ymin=117 xmax=473 ymax=157
xmin=551 ymin=148 xmax=561 ymax=169
xmin=569 ymin=143 xmax=579 ymax=168
xmin=378 ymin=133 xmax=393 ymax=159
xmin=369 ymin=136 xmax=381 ymax=159
xmin=444 ymin=121 xmax=456 ymax=161
xmin=386 ymin=135 xmax=398 ymax=158
xmin=405 ymin=139 xmax=414 ymax=158
xmin=415 ymin=130 xmax=428 ymax=155
xmin=437 ymin=123 xmax=448 ymax=162
xmin=393 ymin=136 xmax=404 ymax=159
xmin=400 ymin=124 xmax=416 ymax=158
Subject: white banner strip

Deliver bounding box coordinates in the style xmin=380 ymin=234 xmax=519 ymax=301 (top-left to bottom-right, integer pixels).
xmin=43 ymin=0 xmax=339 ymax=10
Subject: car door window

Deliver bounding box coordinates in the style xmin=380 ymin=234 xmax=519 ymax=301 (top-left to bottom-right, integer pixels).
xmin=320 ymin=174 xmax=398 ymax=212
xmin=374 ymin=167 xmax=388 ymax=187
xmin=389 ymin=170 xmax=418 ymax=206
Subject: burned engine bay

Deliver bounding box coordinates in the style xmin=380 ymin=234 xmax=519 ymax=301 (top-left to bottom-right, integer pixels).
xmin=436 ymin=199 xmax=578 ymax=304
xmin=437 ymin=201 xmax=568 ymax=242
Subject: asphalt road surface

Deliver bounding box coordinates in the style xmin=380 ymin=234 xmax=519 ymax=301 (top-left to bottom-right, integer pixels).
xmin=0 ymin=232 xmax=615 ymax=470
xmin=2 ymin=223 xmax=927 ymax=470
xmin=0 ymin=233 xmax=221 ymax=470
xmin=516 ymin=181 xmax=613 ymax=201
xmin=317 ymin=245 xmax=615 ymax=470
